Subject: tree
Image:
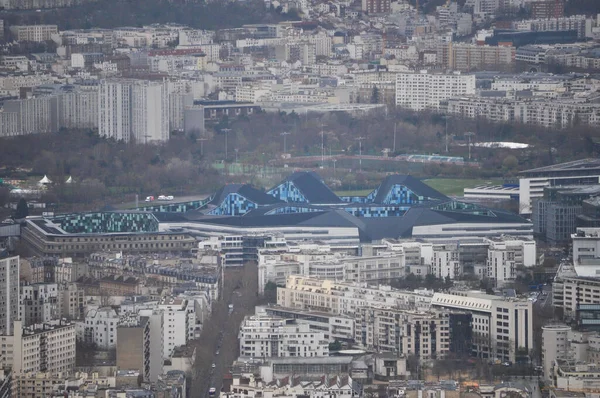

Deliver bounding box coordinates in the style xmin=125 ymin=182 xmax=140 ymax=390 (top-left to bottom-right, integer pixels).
xmin=14 ymin=198 xmax=28 ymax=219
xmin=0 ymin=187 xmax=9 ymax=208
xmin=371 ymin=86 xmax=380 ymax=104
xmin=329 ymin=340 xmax=342 ymax=351
xmin=263 ymin=281 xmax=277 ymax=303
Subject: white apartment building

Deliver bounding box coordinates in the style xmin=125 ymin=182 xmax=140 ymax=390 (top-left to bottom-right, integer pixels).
xmin=9 ymin=25 xmax=58 ymax=42
xmin=258 ymin=251 xmax=405 ymax=292
xmin=11 ymin=320 xmax=76 ymax=374
xmin=20 ymin=283 xmax=59 ymax=327
xmin=432 ymin=249 xmax=461 ymax=279
xmin=572 ymin=228 xmax=600 ymax=269
xmin=257 ymin=305 xmax=354 ymax=342
xmin=395 ymin=71 xmax=475 ymax=111
xmin=131 ymin=80 xmax=169 ymax=143
xmin=0 ymin=111 xmax=18 ymax=137
xmin=98 ymin=80 xmax=131 ymax=142
xmin=541 ymin=324 xmax=570 ymax=381
xmin=355 ymin=307 xmax=450 ymax=360
xmin=239 ymin=315 xmax=329 ymax=358
xmin=98 ymin=79 xmax=169 ymax=143
xmin=78 ymin=307 xmax=120 ymax=350
xmin=0 ymin=256 xmax=19 ymax=335
xmin=159 ymin=297 xmax=189 ymax=358
xmin=431 ymin=291 xmax=533 ymax=362
xmin=277 ymin=275 xmax=433 ymax=316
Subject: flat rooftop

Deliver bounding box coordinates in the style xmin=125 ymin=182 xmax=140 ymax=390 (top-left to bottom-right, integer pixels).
xmin=520 ymin=158 xmax=600 ymax=177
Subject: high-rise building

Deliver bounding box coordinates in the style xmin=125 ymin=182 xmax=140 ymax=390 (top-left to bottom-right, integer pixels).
xmin=3 ymin=96 xmax=59 ymax=136
xmin=395 ymin=71 xmax=475 ymax=111
xmin=531 ymin=0 xmax=564 ymax=19
xmin=98 ymin=79 xmax=169 ymax=143
xmin=361 ymin=0 xmax=390 ymax=14
xmin=0 ymin=256 xmax=20 ymax=335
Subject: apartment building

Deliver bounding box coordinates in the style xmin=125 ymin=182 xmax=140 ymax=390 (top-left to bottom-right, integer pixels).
xmin=541 ymin=324 xmax=570 ymax=381
xmin=58 ymin=85 xmax=99 ymax=130
xmin=361 ymin=0 xmax=390 ymax=14
xmin=3 ymin=96 xmax=59 ymax=136
xmin=431 ymin=291 xmax=533 ymax=362
xmin=448 ymin=43 xmax=515 ymax=71
xmin=395 ymin=71 xmax=475 ymax=111
xmin=59 ymin=283 xmax=85 ymax=320
xmin=117 ymin=315 xmax=151 ymax=381
xmin=0 ymin=112 xmax=18 ymax=137
xmin=0 ymin=256 xmax=20 ymax=335
xmin=530 ymin=0 xmax=564 ymax=19
xmin=258 ymin=251 xmax=405 ymax=292
xmin=12 ymin=371 xmax=115 ymax=398
xmin=355 ymin=307 xmax=454 ymax=360
xmin=239 ymin=315 xmax=329 ymax=358
xmin=99 ymin=275 xmax=141 ymax=296
xmin=9 ymin=25 xmax=58 ymax=42
xmin=277 ymin=275 xmax=433 ymax=316
xmin=158 ymin=297 xmax=189 ymax=358
xmin=11 ymin=320 xmax=76 ymax=374
xmin=19 ymin=283 xmax=59 ymax=327
xmin=257 ymin=305 xmax=355 ymax=342
xmin=78 ymin=307 xmax=120 ymax=350
xmin=515 ymin=15 xmax=586 ymax=38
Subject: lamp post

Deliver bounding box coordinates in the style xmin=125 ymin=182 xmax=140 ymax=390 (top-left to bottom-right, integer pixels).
xmin=280 ymin=131 xmax=291 ymax=154
xmin=393 ymin=122 xmax=397 ymax=153
xmin=356 ymin=136 xmax=365 ymax=172
xmin=196 ymin=137 xmax=208 ymax=156
xmin=221 ymin=128 xmax=231 ymax=161
xmin=465 ymin=132 xmax=476 ymax=160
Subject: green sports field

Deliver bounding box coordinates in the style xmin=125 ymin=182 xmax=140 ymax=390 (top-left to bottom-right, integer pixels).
xmin=423 ymin=178 xmax=503 ymax=196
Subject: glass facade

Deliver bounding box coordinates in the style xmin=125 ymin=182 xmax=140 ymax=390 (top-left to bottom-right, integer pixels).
xmin=382 ymin=184 xmax=423 ymax=205
xmin=208 ymin=193 xmax=257 ymax=216
xmin=137 ymin=198 xmax=211 ymax=213
xmin=433 ymin=201 xmax=496 ymax=216
xmin=55 ymin=212 xmax=159 ymax=233
xmin=343 ymin=206 xmax=409 ymax=218
xmin=267 ymin=181 xmax=309 ymax=203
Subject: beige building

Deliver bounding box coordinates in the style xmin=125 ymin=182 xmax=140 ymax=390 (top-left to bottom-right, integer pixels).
xmin=277 ymin=275 xmax=432 ymax=316
xmin=59 ymin=283 xmax=85 ymax=320
xmin=11 ymin=320 xmax=76 ymax=374
xmin=9 ymin=25 xmax=58 ymax=42
xmin=12 ymin=371 xmax=115 ymax=398
xmin=448 ymin=43 xmax=515 ymax=71
xmin=117 ymin=316 xmax=151 ymax=381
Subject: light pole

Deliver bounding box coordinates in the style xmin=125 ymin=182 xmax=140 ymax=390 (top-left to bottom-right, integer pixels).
xmin=235 ymin=148 xmax=239 ymax=164
xmin=196 ymin=137 xmax=208 ymax=156
xmin=465 ymin=132 xmax=476 ymax=160
xmin=393 ymin=122 xmax=397 ymax=153
xmin=222 ymin=128 xmax=231 ymax=161
xmin=357 ymin=136 xmax=365 ymax=172
xmin=280 ymin=131 xmax=291 ymax=153
xmin=332 ymin=158 xmax=337 ymax=177
xmin=444 ymin=115 xmax=450 ymax=153
xmin=320 ymin=125 xmax=325 ymax=168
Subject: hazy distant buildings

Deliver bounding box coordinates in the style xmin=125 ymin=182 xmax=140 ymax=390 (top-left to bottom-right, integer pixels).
xmin=531 ymin=0 xmax=564 ymax=19
xmin=9 ymin=25 xmax=57 ymax=42
xmin=361 ymin=0 xmax=390 ymax=14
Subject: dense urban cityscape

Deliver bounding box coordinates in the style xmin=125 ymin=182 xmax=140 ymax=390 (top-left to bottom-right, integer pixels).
xmin=1 ymin=0 xmax=600 ymax=397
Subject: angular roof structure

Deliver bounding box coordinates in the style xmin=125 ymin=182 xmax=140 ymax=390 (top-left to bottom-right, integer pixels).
xmin=267 ymin=171 xmax=342 ymax=204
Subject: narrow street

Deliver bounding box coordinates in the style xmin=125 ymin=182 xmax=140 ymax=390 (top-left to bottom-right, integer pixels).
xmin=191 ymin=263 xmax=259 ymax=398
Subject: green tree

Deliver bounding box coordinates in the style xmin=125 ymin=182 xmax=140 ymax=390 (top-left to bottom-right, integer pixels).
xmin=15 ymin=198 xmax=28 ymax=219
xmin=329 ymin=340 xmax=342 ymax=351
xmin=370 ymin=86 xmax=380 ymax=104
xmin=263 ymin=281 xmax=278 ymax=303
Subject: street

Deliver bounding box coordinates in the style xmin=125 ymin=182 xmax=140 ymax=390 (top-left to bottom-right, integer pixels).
xmin=191 ymin=263 xmax=259 ymax=398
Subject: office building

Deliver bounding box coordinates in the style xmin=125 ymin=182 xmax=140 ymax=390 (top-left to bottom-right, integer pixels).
xmin=519 ymin=159 xmax=600 ymax=215
xmin=11 ymin=320 xmax=76 ymax=374
xmin=239 ymin=315 xmax=329 ymax=358
xmin=395 ymin=71 xmax=475 ymax=111
xmin=19 ymin=283 xmax=59 ymax=327
xmin=0 ymin=256 xmax=19 ymax=335
xmin=431 ymin=291 xmax=533 ymax=362
xmin=9 ymin=25 xmax=58 ymax=42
